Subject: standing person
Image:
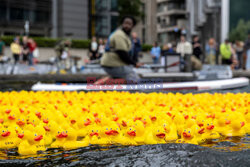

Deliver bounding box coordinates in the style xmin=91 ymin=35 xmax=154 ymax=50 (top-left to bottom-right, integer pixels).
xmin=0 ymin=37 xmax=5 ymax=61
xmin=21 ymin=36 xmax=29 ymax=64
xmin=131 ymin=32 xmax=142 ymax=64
xmin=97 ymin=38 xmax=105 ymax=59
xmin=244 ymin=31 xmax=250 ymax=70
xmin=177 ymin=35 xmax=202 ymax=71
xmin=220 ymin=39 xmax=232 ymax=65
xmin=150 ymin=42 xmax=161 ymax=64
xmin=101 ymin=16 xmax=142 ymax=82
xmin=89 ymin=36 xmax=98 ymax=60
xmin=10 ymin=37 xmax=21 ymax=64
xmin=233 ymin=40 xmax=244 ymax=69
xmin=54 ymin=39 xmax=72 ymax=71
xmin=27 ymin=38 xmax=37 ymax=66
xmin=192 ymin=36 xmax=202 ymax=61
xmin=205 ymin=38 xmax=217 ymax=65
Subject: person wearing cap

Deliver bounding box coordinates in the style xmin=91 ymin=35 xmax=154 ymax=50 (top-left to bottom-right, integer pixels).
xmin=10 ymin=37 xmax=21 ymax=64
xmin=244 ymin=31 xmax=250 ymax=70
xmin=101 ymin=16 xmax=143 ymax=83
xmin=220 ymin=39 xmax=232 ymax=65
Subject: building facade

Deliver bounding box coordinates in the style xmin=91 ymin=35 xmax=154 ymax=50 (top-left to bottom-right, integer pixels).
xmin=133 ymin=0 xmax=157 ymax=45
xmin=0 ymin=0 xmax=52 ymax=36
xmin=157 ymin=0 xmax=187 ymax=45
xmin=51 ymin=0 xmax=89 ymax=39
xmin=89 ymin=0 xmax=119 ymax=38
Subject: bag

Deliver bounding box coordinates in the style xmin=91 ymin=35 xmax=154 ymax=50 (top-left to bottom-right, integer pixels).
xmin=33 ymin=48 xmax=39 ymax=58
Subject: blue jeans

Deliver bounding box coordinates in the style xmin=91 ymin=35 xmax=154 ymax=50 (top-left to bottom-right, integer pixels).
xmin=103 ymin=66 xmax=140 ymax=83
xmin=28 ymin=53 xmax=33 ymax=66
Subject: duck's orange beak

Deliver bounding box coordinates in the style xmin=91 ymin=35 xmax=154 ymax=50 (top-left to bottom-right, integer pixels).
xmin=95 ymin=117 xmax=101 ymax=124
xmin=225 ymin=120 xmax=231 ymax=125
xmin=150 ymin=116 xmax=157 ymax=121
xmin=18 ymin=133 xmax=24 ymax=139
xmin=156 ymin=133 xmax=165 ymax=138
xmin=90 ymin=132 xmax=99 ymax=137
xmin=36 ymin=112 xmax=41 ymax=118
xmin=0 ymin=118 xmax=4 ymax=124
xmin=127 ymin=131 xmax=136 ymax=136
xmin=8 ymin=115 xmax=15 ymax=120
xmin=5 ymin=109 xmax=11 ymax=114
xmin=113 ymin=117 xmax=119 ymax=122
xmin=2 ymin=131 xmax=10 ymax=137
xmin=34 ymin=135 xmax=43 ymax=141
xmin=70 ymin=119 xmax=76 ymax=124
xmin=241 ymin=122 xmax=245 ymax=127
xmin=62 ymin=131 xmax=68 ymax=138
xmin=183 ymin=132 xmax=191 ymax=138
xmin=184 ymin=115 xmax=189 ymax=120
xmin=44 ymin=126 xmax=50 ymax=132
xmin=198 ymin=123 xmax=204 ymax=127
xmin=122 ymin=121 xmax=127 ymax=127
xmin=207 ymin=125 xmax=214 ymax=130
xmin=93 ymin=113 xmax=98 ymax=117
xmin=16 ymin=121 xmax=25 ymax=126
xmin=105 ymin=130 xmax=113 ymax=136
xmin=84 ymin=119 xmax=91 ymax=126
xmin=112 ymin=130 xmax=119 ymax=135
xmin=198 ymin=128 xmax=205 ymax=134
xmin=43 ymin=119 xmax=49 ymax=124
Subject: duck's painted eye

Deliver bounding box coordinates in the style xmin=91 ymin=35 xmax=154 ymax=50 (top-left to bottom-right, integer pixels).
xmin=129 ymin=128 xmax=132 ymax=130
xmin=188 ymin=131 xmax=190 ymax=133
xmin=22 ymin=119 xmax=24 ymax=121
xmin=96 ymin=130 xmax=98 ymax=132
xmin=134 ymin=130 xmax=136 ymax=132
xmin=184 ymin=130 xmax=186 ymax=132
xmin=92 ymin=130 xmax=94 ymax=132
xmin=207 ymin=124 xmax=209 ymax=126
xmin=2 ymin=130 xmax=4 ymax=132
xmin=66 ymin=131 xmax=68 ymax=133
xmin=157 ymin=130 xmax=160 ymax=132
xmin=35 ymin=134 xmax=37 ymax=136
xmin=58 ymin=131 xmax=60 ymax=134
xmin=18 ymin=119 xmax=20 ymax=121
xmin=106 ymin=128 xmax=108 ymax=130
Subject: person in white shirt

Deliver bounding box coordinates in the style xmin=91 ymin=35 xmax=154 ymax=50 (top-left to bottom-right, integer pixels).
xmin=89 ymin=36 xmax=98 ymax=60
xmin=177 ymin=35 xmax=202 ymax=71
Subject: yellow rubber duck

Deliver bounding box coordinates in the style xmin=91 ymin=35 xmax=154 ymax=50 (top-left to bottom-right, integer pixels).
xmin=63 ymin=128 xmax=89 ymax=149
xmin=162 ymin=122 xmax=178 ymax=141
xmin=144 ymin=126 xmax=166 ymax=145
xmin=0 ymin=128 xmax=19 ymax=149
xmin=180 ymin=128 xmax=198 ymax=145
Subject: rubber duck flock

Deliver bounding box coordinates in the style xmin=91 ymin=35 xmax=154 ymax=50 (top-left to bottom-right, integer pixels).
xmin=0 ymin=91 xmax=249 ymax=155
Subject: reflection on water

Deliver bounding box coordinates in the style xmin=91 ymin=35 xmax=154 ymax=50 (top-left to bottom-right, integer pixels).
xmin=0 ymin=135 xmax=249 ymax=166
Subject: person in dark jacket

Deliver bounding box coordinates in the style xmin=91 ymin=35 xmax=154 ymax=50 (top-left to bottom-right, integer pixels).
xmin=131 ymin=32 xmax=142 ymax=63
xmin=192 ymin=36 xmax=202 ymax=60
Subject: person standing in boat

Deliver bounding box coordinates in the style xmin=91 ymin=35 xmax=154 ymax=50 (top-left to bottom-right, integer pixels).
xmin=101 ymin=16 xmax=142 ymax=83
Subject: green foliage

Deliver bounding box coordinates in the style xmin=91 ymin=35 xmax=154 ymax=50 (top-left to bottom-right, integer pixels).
xmin=1 ymin=36 xmax=91 ymax=49
xmin=142 ymin=44 xmax=153 ymax=52
xmin=229 ymin=19 xmax=250 ymax=42
xmin=117 ymin=0 xmax=144 ymax=23
xmin=1 ymin=36 xmax=151 ymax=51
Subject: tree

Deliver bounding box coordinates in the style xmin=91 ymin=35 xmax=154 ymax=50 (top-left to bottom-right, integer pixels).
xmin=117 ymin=0 xmax=144 ymax=23
xmin=229 ymin=19 xmax=250 ymax=42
